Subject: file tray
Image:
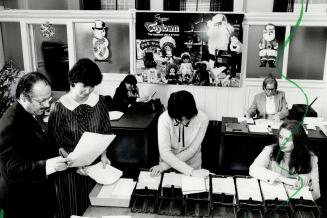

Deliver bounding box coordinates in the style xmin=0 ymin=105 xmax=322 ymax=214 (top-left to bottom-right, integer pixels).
xmin=264 ymin=200 xmax=293 ymax=218
xmin=130 ymin=187 xmax=159 ymax=213
xmin=157 ymin=172 xmax=184 ymax=216
xmin=259 ymin=180 xmax=293 ymax=218
xmin=290 ymin=198 xmax=321 ymax=218
xmin=235 ymin=176 xmax=264 ymax=218
xmin=130 ymin=170 xmax=161 ymax=214
xmin=237 ymin=207 xmax=264 ymax=218
xmin=210 ymin=175 xmax=237 ymax=218
xmin=184 ymin=192 xmax=210 ymax=217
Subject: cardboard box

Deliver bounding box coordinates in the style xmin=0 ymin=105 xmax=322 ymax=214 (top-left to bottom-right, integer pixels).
xmin=89 ymin=178 xmax=136 ymax=207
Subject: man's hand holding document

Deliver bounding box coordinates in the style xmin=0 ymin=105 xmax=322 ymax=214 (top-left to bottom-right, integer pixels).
xmin=67 ymin=132 xmax=116 ymax=167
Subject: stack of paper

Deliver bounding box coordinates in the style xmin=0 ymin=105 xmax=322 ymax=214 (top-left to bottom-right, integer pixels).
xmin=85 ymin=162 xmax=122 ymax=185
xmin=136 ymin=171 xmax=161 ymax=190
xmin=162 ymin=172 xmax=182 ymax=188
xmin=260 ymin=181 xmax=288 ymax=201
xmin=109 ymin=111 xmax=124 ymax=121
xmin=212 ymin=177 xmax=235 ymax=195
xmin=248 ymin=125 xmax=269 ymax=133
xmin=90 ymin=178 xmax=136 ymax=207
xmin=236 ymin=178 xmax=262 ymax=202
xmin=68 ymin=132 xmax=116 ymax=167
xmin=181 ymin=175 xmax=209 ymax=195
xmin=286 ymin=186 xmax=314 ymax=201
xmin=238 ymin=117 xmax=254 ymax=124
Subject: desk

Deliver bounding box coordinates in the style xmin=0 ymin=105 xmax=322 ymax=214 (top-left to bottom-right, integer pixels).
xmin=219 ymin=117 xmax=327 ymax=216
xmin=107 ymin=112 xmax=159 ymax=178
xmin=219 ymin=117 xmax=327 ymax=174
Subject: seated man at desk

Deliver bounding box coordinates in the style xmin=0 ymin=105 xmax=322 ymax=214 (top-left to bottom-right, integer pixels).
xmin=246 ymin=76 xmax=288 ymax=120
xmin=249 ymin=120 xmax=320 ymax=200
xmin=150 ymin=90 xmax=210 ymax=178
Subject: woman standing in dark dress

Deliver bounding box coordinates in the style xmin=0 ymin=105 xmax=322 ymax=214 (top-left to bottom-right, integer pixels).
xmin=48 ymin=58 xmax=111 ymax=218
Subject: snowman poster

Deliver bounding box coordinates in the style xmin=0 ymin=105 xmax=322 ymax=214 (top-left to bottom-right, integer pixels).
xmin=92 ymin=20 xmax=111 ymax=62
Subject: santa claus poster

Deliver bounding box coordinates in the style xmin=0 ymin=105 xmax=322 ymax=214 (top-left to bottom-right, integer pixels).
xmin=135 ymin=12 xmax=244 ymax=87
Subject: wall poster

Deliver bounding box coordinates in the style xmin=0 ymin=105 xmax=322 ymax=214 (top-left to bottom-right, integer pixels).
xmin=135 ymin=12 xmax=244 ymax=87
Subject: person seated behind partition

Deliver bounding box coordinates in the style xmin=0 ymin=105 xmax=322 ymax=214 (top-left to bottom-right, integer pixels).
xmin=150 ymin=90 xmax=210 ymax=178
xmin=246 ymin=76 xmax=288 ymax=121
xmin=249 ymin=120 xmax=320 ymax=200
xmin=112 ymin=74 xmax=149 ymax=112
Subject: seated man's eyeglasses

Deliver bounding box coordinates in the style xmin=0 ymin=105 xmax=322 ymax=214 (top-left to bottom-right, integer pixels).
xmin=264 ymin=87 xmax=275 ymax=92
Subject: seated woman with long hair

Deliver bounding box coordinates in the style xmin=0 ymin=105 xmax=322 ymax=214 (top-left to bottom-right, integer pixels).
xmin=249 ymin=120 xmax=320 ymax=200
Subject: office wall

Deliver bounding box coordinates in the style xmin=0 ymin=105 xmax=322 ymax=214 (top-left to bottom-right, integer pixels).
xmin=98 ymin=78 xmax=327 ymax=121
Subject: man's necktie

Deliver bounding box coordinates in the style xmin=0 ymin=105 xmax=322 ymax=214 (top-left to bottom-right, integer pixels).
xmin=35 ymin=115 xmax=48 ymax=136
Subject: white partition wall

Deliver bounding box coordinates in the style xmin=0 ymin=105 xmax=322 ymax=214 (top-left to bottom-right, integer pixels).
xmin=0 ymin=10 xmax=327 ymax=120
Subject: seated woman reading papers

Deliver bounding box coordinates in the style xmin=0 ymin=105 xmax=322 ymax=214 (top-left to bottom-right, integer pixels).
xmin=150 ymin=91 xmax=210 ymax=179
xmin=112 ymin=74 xmax=150 ymax=112
xmin=249 ymin=120 xmax=320 ymax=200
xmin=48 ymin=58 xmax=112 ymax=218
xmin=246 ymin=76 xmax=288 ymax=121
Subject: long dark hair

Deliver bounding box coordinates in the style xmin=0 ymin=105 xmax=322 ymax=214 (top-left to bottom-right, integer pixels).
xmin=118 ymin=74 xmax=137 ymax=90
xmin=271 ymin=120 xmax=312 ymax=174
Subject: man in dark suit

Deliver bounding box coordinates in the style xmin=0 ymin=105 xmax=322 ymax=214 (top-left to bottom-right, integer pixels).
xmin=0 ymin=72 xmax=68 ymax=218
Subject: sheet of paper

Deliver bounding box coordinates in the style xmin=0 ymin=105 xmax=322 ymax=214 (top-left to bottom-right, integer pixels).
xmin=238 ymin=117 xmax=254 ymax=124
xmin=97 ymin=178 xmax=136 ymax=198
xmin=162 ymin=172 xmax=182 ymax=188
xmin=285 ymin=186 xmax=313 ymax=201
xmin=248 ymin=124 xmax=269 ymax=133
xmin=102 ymin=216 xmax=132 ymax=218
xmin=303 ymin=117 xmax=324 ymax=125
xmin=181 ymin=175 xmax=206 ymax=195
xmin=212 ymin=177 xmax=235 ymax=195
xmin=255 ymin=119 xmax=282 ymax=129
xmin=68 ymin=132 xmax=116 ymax=167
xmin=236 ymin=178 xmax=262 ymax=202
xmin=85 ymin=162 xmax=122 ymax=185
xmin=260 ymin=181 xmax=288 ymax=201
xmin=136 ymin=171 xmax=161 ymax=190
xmin=109 ymin=111 xmax=124 ymax=121
xmin=319 ymin=125 xmax=327 ymax=136
xmin=70 ymin=216 xmax=95 ymax=218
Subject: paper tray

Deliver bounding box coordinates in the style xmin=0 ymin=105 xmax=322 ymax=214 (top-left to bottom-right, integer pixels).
xmin=130 ymin=187 xmax=159 ymax=213
xmin=184 ymin=192 xmax=210 ymax=217
xmin=212 ymin=205 xmax=237 ymax=218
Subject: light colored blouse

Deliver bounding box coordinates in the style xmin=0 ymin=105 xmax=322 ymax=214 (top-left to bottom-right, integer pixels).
xmin=158 ymin=110 xmax=209 ymax=176
xmin=249 ymin=145 xmax=320 ymax=200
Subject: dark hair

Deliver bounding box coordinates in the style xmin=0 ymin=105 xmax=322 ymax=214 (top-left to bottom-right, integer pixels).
xmin=16 ymin=72 xmax=50 ymax=99
xmin=68 ymin=58 xmax=103 ymax=87
xmin=262 ymin=76 xmax=278 ymax=90
xmin=167 ymin=90 xmax=198 ymax=120
xmin=118 ymin=74 xmax=137 ymax=90
xmin=271 ymin=120 xmax=312 ymax=174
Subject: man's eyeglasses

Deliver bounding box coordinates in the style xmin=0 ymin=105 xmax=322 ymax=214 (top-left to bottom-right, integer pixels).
xmin=31 ymin=96 xmax=53 ymax=106
xmin=264 ymin=87 xmax=276 ymax=92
